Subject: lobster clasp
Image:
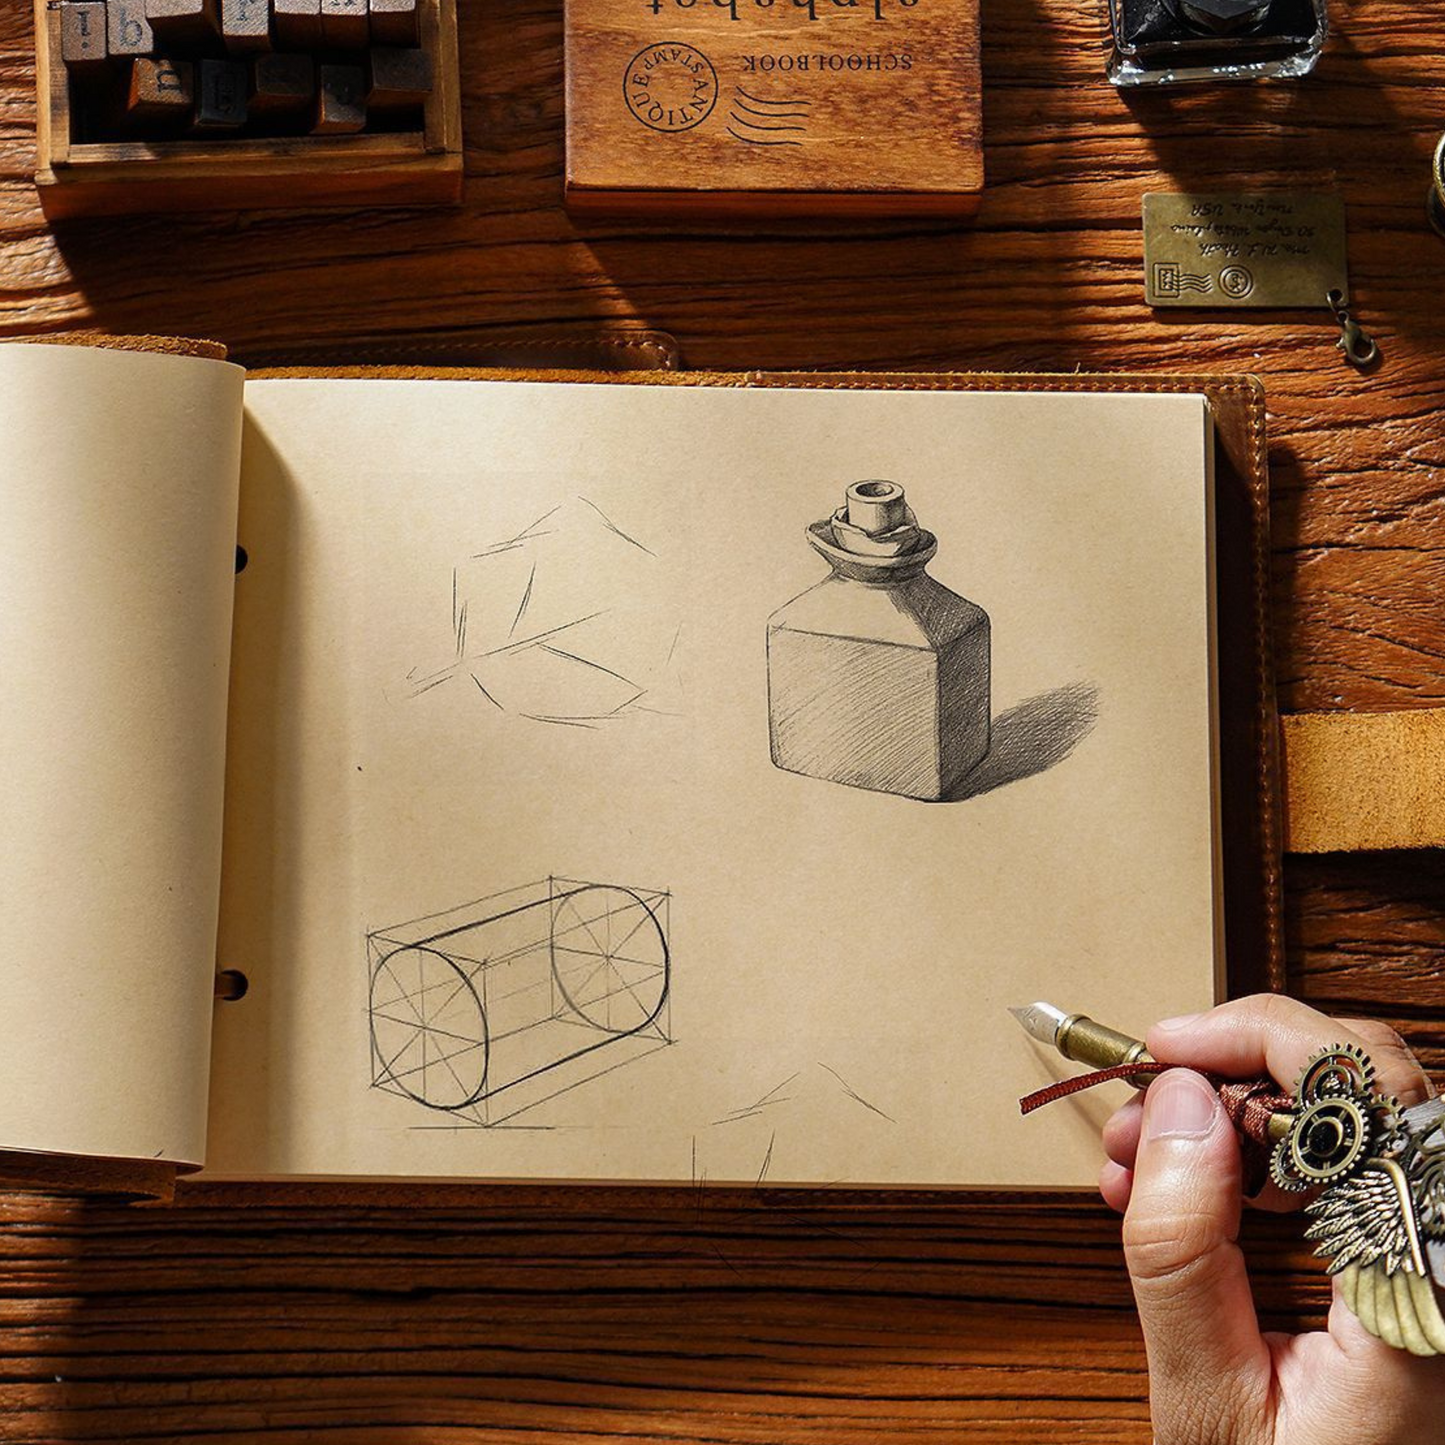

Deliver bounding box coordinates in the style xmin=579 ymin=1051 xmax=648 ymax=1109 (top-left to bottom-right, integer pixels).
xmin=1328 ymin=288 xmax=1380 ymax=370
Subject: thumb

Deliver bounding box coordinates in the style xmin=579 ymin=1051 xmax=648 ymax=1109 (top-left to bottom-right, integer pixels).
xmin=1121 ymin=1069 xmax=1272 ymax=1445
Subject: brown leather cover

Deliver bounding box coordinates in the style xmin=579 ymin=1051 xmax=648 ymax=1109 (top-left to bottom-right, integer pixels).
xmin=0 ymin=1150 xmax=178 ymax=1202
xmin=237 ymin=330 xmax=682 ymax=373
xmin=15 ymin=332 xmax=229 ymax=361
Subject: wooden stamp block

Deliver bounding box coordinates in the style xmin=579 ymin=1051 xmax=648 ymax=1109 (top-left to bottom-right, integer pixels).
xmin=61 ymin=3 xmax=109 ymax=72
xmin=219 ymin=0 xmax=271 ymax=52
xmin=35 ymin=0 xmax=465 ymax=215
xmin=320 ymin=0 xmax=368 ymax=48
xmin=366 ymin=46 xmax=431 ymax=110
xmin=272 ymin=0 xmax=322 ymax=48
xmin=127 ymin=56 xmax=194 ymax=118
xmin=563 ymin=0 xmax=984 ymax=218
xmin=249 ymin=52 xmax=315 ymax=115
xmin=194 ymin=56 xmax=247 ymax=129
xmin=106 ymin=0 xmax=154 ymax=56
xmin=314 ymin=62 xmax=365 ymax=132
xmin=369 ymin=0 xmax=418 ymax=46
xmin=145 ymin=0 xmax=219 ymax=45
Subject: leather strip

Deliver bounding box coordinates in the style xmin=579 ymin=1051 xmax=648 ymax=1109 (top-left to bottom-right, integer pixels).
xmin=1283 ymin=708 xmax=1445 ymax=853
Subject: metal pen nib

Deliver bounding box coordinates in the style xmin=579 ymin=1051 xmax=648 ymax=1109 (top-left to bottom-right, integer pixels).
xmin=1009 ymin=1001 xmax=1071 ymax=1048
xmin=1010 ymin=1000 xmax=1155 ymax=1087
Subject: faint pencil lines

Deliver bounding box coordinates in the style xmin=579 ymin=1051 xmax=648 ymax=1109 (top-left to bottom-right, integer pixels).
xmin=403 ymin=496 xmax=676 ymax=730
xmin=818 ymin=1062 xmax=896 ymax=1124
xmin=712 ymin=1071 xmax=801 ymax=1127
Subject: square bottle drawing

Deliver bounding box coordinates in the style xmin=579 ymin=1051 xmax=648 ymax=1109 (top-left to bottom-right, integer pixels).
xmin=766 ymin=481 xmax=991 ymax=802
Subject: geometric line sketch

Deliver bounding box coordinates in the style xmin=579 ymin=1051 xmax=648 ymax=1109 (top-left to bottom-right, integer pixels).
xmin=368 ymin=877 xmax=672 ymax=1127
xmin=403 ymin=496 xmax=682 ymax=731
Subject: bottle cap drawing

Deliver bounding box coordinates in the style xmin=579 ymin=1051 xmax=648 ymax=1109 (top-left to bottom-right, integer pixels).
xmin=805 ymin=481 xmax=940 ymax=583
xmin=830 ymin=480 xmax=922 ymax=557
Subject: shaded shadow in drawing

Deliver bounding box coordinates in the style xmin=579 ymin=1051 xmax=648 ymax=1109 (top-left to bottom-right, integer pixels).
xmin=404 ymin=497 xmax=680 ymax=730
xmin=945 ymin=681 xmax=1101 ymax=802
xmin=368 ymin=877 xmax=671 ymax=1128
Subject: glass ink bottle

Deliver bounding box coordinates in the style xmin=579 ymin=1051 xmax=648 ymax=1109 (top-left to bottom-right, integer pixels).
xmin=1107 ymin=0 xmax=1328 ymax=87
xmin=766 ymin=481 xmax=991 ymax=803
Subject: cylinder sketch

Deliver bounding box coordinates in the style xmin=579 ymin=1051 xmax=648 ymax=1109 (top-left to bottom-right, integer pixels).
xmin=766 ymin=480 xmax=992 ymax=802
xmin=368 ymin=877 xmax=671 ymax=1126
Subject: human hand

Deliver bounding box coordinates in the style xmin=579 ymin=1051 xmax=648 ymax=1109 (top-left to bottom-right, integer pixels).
xmin=1099 ymin=994 xmax=1445 ymax=1445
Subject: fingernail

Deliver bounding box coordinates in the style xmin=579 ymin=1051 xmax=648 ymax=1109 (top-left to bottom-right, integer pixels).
xmin=1154 ymin=1012 xmax=1202 ymax=1033
xmin=1145 ymin=1070 xmax=1219 ymax=1141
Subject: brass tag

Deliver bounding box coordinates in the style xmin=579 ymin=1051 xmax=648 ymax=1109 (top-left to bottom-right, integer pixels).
xmin=1143 ymin=192 xmax=1348 ymax=309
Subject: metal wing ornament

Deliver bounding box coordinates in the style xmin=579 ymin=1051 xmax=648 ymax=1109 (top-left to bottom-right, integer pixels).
xmin=1270 ymin=1044 xmax=1445 ymax=1356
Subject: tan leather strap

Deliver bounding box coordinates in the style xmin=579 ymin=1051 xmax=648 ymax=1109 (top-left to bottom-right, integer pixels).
xmin=1283 ymin=709 xmax=1445 ymax=853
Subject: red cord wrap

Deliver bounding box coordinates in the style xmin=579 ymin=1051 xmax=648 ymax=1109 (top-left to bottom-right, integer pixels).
xmin=1020 ymin=1063 xmax=1294 ymax=1196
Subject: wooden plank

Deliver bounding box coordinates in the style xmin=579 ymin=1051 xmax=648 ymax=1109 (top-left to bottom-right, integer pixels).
xmin=419 ymin=0 xmax=455 ymax=153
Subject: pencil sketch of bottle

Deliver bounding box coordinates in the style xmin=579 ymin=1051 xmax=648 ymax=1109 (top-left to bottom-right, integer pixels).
xmin=766 ymin=481 xmax=991 ymax=802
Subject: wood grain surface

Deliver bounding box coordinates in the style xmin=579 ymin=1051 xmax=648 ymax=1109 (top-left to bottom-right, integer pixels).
xmin=2 ymin=1 xmax=1445 ymax=1440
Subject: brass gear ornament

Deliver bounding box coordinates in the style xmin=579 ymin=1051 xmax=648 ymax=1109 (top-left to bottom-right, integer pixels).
xmin=1272 ymin=1096 xmax=1373 ymax=1191
xmin=1297 ymin=1041 xmax=1375 ymax=1100
xmin=1270 ymin=1045 xmax=1393 ymax=1192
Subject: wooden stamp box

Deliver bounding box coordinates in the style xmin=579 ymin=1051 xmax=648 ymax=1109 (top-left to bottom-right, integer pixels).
xmin=33 ymin=0 xmax=462 ymax=218
xmin=564 ymin=0 xmax=983 ymax=219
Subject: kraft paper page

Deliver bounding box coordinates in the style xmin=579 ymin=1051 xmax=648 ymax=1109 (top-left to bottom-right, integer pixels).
xmin=0 ymin=341 xmax=244 ymax=1167
xmin=208 ymin=378 xmax=1220 ymax=1187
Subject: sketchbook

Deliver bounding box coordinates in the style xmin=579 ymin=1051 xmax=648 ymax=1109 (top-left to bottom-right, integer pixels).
xmin=0 ymin=337 xmax=1280 ymax=1195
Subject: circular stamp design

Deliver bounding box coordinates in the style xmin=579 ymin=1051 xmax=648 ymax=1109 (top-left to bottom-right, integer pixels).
xmin=624 ymin=43 xmax=718 ymax=134
xmin=1219 ymin=265 xmax=1255 ymax=300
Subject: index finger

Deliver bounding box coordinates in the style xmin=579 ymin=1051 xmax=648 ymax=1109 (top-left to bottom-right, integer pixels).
xmin=1146 ymin=994 xmax=1434 ymax=1107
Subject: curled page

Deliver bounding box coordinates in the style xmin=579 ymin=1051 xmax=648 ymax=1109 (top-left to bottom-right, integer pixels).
xmin=0 ymin=341 xmax=244 ymax=1167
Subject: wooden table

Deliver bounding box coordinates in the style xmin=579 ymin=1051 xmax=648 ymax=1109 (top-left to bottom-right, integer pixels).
xmin=2 ymin=3 xmax=1444 ymax=1440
